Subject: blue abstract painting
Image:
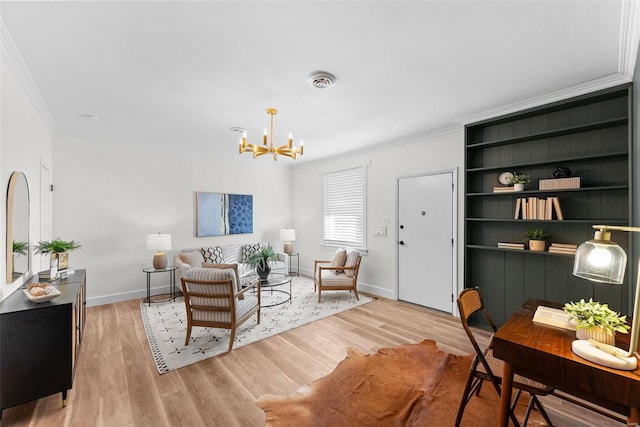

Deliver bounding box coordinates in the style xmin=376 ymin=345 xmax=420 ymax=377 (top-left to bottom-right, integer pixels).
xmin=196 ymin=192 xmax=253 ymax=236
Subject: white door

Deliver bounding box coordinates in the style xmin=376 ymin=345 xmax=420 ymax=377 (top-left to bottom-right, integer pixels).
xmin=398 ymin=172 xmax=454 ymax=313
xmin=40 ymin=165 xmax=53 ymax=271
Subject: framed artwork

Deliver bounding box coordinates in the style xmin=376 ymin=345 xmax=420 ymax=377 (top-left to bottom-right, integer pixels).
xmin=196 ymin=192 xmax=253 ymax=237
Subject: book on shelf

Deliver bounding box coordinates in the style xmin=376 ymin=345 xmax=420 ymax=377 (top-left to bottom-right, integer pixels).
xmin=497 ymin=242 xmax=525 ymax=250
xmin=549 ymin=247 xmax=577 ymax=255
xmin=514 ymin=196 xmax=564 ymax=220
xmin=550 ymin=242 xmax=577 ymax=249
xmin=493 ymin=186 xmax=515 ymax=193
xmin=532 ymin=305 xmax=576 ymax=330
xmin=550 ymin=197 xmax=564 ymax=220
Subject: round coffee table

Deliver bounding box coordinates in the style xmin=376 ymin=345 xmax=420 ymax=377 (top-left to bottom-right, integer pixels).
xmin=247 ymin=273 xmax=292 ymax=308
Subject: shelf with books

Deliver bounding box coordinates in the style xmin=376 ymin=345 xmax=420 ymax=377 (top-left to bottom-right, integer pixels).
xmin=464 ymin=83 xmax=631 ymax=327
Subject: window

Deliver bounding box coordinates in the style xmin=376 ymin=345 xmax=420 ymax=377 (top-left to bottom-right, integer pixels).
xmin=323 ymin=166 xmax=366 ymax=249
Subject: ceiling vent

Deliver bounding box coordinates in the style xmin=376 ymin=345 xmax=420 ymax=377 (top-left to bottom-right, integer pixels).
xmin=308 ymin=71 xmax=336 ymax=89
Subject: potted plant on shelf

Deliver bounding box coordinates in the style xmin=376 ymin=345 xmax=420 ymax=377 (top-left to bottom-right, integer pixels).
xmin=524 ymin=228 xmax=549 ymax=252
xmin=508 ymin=173 xmax=531 ymax=191
xmin=245 ymin=244 xmax=279 ymax=280
xmin=564 ymin=298 xmax=630 ymax=345
xmin=34 ymin=238 xmax=82 ymax=270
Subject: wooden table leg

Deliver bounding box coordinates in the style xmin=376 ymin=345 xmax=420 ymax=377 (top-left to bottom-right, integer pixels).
xmin=499 ymin=362 xmax=514 ymax=427
xmin=629 ymin=407 xmax=639 ymax=426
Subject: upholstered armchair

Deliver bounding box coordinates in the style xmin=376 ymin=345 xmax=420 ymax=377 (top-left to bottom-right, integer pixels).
xmin=314 ymin=249 xmax=362 ymax=302
xmin=181 ymin=266 xmax=260 ymax=352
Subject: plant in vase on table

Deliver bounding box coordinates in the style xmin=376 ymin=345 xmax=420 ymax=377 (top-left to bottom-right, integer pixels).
xmin=34 ymin=238 xmax=82 ymax=270
xmin=563 ymin=298 xmax=630 ymax=345
xmin=524 ymin=228 xmax=549 ymax=252
xmin=245 ymin=245 xmax=278 ymax=280
xmin=508 ymin=173 xmax=531 ymax=191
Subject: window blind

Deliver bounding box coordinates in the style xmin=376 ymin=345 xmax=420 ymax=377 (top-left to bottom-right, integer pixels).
xmin=323 ymin=166 xmax=366 ymax=248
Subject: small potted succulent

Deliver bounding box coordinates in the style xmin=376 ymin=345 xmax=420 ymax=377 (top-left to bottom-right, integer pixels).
xmin=564 ymin=298 xmax=630 ymax=345
xmin=245 ymin=244 xmax=278 ymax=280
xmin=508 ymin=173 xmax=531 ymax=191
xmin=524 ymin=228 xmax=549 ymax=252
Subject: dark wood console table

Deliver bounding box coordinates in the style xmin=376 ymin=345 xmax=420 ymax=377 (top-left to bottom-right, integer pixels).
xmin=493 ymin=298 xmax=640 ymax=427
xmin=0 ymin=269 xmax=86 ymax=420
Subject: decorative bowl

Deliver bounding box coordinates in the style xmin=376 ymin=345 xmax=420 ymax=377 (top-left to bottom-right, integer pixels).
xmin=23 ymin=287 xmax=61 ymax=303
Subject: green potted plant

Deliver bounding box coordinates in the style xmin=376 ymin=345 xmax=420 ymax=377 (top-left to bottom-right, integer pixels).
xmin=245 ymin=244 xmax=278 ymax=280
xmin=564 ymin=298 xmax=630 ymax=345
xmin=12 ymin=241 xmax=28 ymax=256
xmin=508 ymin=173 xmax=531 ymax=191
xmin=524 ymin=228 xmax=549 ymax=252
xmin=34 ymin=238 xmax=82 ymax=270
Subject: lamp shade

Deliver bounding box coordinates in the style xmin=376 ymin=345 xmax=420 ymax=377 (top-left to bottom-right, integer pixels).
xmin=147 ymin=233 xmax=172 ymax=251
xmin=280 ymin=229 xmax=296 ymax=242
xmin=573 ymin=234 xmax=626 ymax=284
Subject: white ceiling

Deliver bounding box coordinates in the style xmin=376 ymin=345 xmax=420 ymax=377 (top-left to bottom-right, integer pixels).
xmin=1 ymin=1 xmax=638 ymax=162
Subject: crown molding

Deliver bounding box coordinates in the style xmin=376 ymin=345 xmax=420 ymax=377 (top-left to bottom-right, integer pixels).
xmin=1 ymin=18 xmax=57 ymax=131
xmin=462 ymin=73 xmax=631 ymax=126
xmin=619 ymin=0 xmax=640 ymax=78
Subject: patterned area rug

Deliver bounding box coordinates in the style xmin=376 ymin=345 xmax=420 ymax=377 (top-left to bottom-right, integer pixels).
xmin=141 ymin=276 xmax=374 ymax=373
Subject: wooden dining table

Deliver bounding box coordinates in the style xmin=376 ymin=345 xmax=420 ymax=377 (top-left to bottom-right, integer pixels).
xmin=492 ymin=298 xmax=640 ymax=427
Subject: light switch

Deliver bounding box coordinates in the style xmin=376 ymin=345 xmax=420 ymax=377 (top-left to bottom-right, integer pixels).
xmin=373 ymin=225 xmax=387 ymax=236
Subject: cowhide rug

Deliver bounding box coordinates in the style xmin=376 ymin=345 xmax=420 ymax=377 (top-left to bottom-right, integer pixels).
xmin=256 ymin=339 xmax=546 ymax=426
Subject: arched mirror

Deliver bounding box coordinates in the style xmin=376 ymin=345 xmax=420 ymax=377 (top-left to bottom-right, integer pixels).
xmin=6 ymin=172 xmax=30 ymax=283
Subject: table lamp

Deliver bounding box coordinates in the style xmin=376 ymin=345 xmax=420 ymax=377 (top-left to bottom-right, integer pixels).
xmin=280 ymin=228 xmax=296 ymax=255
xmin=572 ymin=225 xmax=640 ymax=370
xmin=147 ymin=233 xmax=172 ymax=269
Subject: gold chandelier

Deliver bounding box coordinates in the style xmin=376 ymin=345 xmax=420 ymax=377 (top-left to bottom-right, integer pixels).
xmin=238 ymin=108 xmax=303 ymax=160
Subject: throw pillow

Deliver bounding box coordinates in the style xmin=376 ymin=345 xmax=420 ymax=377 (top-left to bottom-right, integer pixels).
xmin=201 ymin=246 xmax=224 ymax=263
xmin=344 ymin=249 xmax=360 ymax=278
xmin=330 ymin=248 xmax=347 ymax=274
xmin=242 ymin=243 xmax=262 ymax=263
xmin=179 ymin=250 xmax=205 ymax=267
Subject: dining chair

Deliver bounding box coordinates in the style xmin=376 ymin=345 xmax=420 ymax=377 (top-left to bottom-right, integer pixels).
xmin=456 ymin=287 xmax=554 ymax=427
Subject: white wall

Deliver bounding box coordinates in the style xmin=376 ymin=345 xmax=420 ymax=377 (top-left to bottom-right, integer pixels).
xmin=291 ymin=131 xmax=465 ymax=300
xmin=51 ymin=134 xmax=294 ymax=305
xmin=0 ymin=59 xmax=52 ymax=301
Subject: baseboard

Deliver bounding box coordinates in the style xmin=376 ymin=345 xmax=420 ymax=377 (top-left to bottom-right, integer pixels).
xmin=87 ymin=285 xmax=173 ymax=307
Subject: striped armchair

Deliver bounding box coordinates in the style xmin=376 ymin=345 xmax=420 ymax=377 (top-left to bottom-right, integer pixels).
xmin=181 ymin=267 xmax=260 ymax=352
xmin=314 ymin=251 xmax=362 ymax=302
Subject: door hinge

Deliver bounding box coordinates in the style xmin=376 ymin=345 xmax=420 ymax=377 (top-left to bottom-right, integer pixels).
xmin=451 ymin=293 xmax=454 ymax=302
xmin=452 ymin=183 xmax=454 ymax=192
xmin=50 ymin=184 xmax=54 ymax=192
xmin=451 ymin=238 xmax=454 ymax=247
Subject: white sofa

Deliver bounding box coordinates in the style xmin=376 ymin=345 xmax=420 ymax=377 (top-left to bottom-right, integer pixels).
xmin=174 ymin=243 xmax=290 ymax=284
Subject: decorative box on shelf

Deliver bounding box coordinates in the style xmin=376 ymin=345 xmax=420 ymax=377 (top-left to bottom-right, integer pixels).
xmin=539 ymin=177 xmax=581 ymax=190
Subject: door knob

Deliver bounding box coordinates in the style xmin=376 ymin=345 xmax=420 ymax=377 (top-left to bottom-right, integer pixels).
xmin=399 ymin=240 xmax=405 ymax=245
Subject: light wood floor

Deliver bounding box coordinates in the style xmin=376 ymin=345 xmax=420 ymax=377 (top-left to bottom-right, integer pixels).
xmin=1 ymin=295 xmax=625 ymax=426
